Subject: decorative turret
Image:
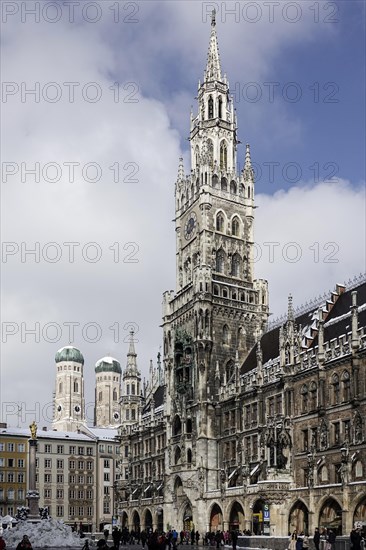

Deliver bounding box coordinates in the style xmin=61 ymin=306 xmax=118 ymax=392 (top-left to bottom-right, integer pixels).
xmin=205 ymin=9 xmax=222 ymax=82
xmin=121 ymin=330 xmax=142 ymax=425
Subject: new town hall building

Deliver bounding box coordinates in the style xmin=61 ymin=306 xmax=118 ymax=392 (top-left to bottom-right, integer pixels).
xmin=1 ymin=13 xmax=365 ymax=537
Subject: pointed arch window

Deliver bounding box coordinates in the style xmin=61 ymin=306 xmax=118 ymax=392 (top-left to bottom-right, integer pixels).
xmin=221 ymin=177 xmax=227 ymax=191
xmin=220 ymin=141 xmax=228 ymax=171
xmin=341 ymin=371 xmax=350 ymax=401
xmin=216 ymin=249 xmax=225 ymax=273
xmin=309 ymin=381 xmax=317 ymax=410
xmin=300 ymin=384 xmax=308 ymax=413
xmin=216 ymin=212 xmax=224 ymax=232
xmin=331 ymin=373 xmax=340 ymax=404
xmin=231 ymin=217 xmax=240 ymax=236
xmin=195 ymin=146 xmax=200 ymax=168
xmin=208 ymin=96 xmax=214 ymax=119
xmin=113 ymin=388 xmax=117 ymax=401
xmin=230 ymin=180 xmax=237 ymax=194
xmin=231 ymin=253 xmax=241 ymax=277
xmin=59 ymin=382 xmax=63 ymax=394
xmin=207 ymin=139 xmax=214 ymax=167
xmin=187 ymin=449 xmax=192 ymax=464
xmin=225 ymin=360 xmax=235 ymax=382
xmin=73 ymin=381 xmax=79 ymax=393
xmin=239 ymin=183 xmax=244 ymax=197
xmin=218 ymin=96 xmax=223 ymax=119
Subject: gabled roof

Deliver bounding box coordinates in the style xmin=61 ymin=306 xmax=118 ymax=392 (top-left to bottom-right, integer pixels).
xmin=241 ymin=280 xmax=366 ymax=375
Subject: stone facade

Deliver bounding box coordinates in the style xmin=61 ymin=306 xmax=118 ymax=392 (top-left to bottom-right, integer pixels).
xmin=116 ymin=14 xmax=366 ymax=537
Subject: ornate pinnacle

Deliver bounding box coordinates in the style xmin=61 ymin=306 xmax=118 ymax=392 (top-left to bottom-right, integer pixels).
xmin=177 ymin=157 xmax=184 ymax=182
xmin=288 ymin=294 xmax=294 ymax=322
xmin=211 ymin=9 xmax=216 ymax=27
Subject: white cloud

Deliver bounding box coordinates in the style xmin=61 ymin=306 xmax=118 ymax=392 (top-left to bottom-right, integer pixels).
xmin=0 ymin=2 xmax=364 ymax=428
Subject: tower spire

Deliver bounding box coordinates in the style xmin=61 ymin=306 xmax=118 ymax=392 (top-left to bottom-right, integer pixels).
xmin=126 ymin=329 xmax=139 ymax=375
xmin=205 ymin=9 xmax=222 ymax=82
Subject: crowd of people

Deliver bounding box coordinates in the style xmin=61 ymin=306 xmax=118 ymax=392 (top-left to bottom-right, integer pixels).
xmin=0 ymin=524 xmax=364 ymax=550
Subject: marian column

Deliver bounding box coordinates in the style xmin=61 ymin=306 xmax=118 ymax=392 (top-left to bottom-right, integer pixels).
xmin=27 ymin=421 xmax=40 ymax=520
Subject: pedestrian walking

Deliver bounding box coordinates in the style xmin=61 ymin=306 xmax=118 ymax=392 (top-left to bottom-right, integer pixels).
xmin=313 ymin=528 xmax=320 ymax=550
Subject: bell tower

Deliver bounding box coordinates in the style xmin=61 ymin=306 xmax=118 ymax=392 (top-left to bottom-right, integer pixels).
xmin=161 ymin=10 xmax=269 ymax=505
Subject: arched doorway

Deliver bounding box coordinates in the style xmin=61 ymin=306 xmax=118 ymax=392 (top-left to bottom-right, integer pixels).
xmin=132 ymin=511 xmax=140 ymax=531
xmin=121 ymin=511 xmax=128 ymax=528
xmin=319 ymin=498 xmax=342 ymax=535
xmin=229 ymin=502 xmax=245 ymax=531
xmin=145 ymin=509 xmax=153 ymax=531
xmin=183 ymin=503 xmax=193 ymax=531
xmin=353 ymin=496 xmax=366 ymax=526
xmin=252 ymin=499 xmax=265 ymax=535
xmin=288 ymin=501 xmax=309 ymax=534
xmin=210 ymin=503 xmax=223 ymax=531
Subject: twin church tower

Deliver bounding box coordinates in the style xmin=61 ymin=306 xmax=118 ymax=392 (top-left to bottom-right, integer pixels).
xmin=52 ymin=10 xmax=268 ymax=433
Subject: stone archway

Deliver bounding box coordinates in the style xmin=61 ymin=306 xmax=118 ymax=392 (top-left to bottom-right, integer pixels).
xmin=183 ymin=502 xmax=193 ymax=531
xmin=353 ymin=496 xmax=366 ymax=525
xmin=252 ymin=499 xmax=265 ymax=535
xmin=288 ymin=501 xmax=309 ymax=534
xmin=210 ymin=503 xmax=223 ymax=531
xmin=229 ymin=501 xmax=245 ymax=531
xmin=319 ymin=498 xmax=342 ymax=535
xmin=145 ymin=509 xmax=153 ymax=531
xmin=132 ymin=511 xmax=140 ymax=531
xmin=121 ymin=511 xmax=128 ymax=528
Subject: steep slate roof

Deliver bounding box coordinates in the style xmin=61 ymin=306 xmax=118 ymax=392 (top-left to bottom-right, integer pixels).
xmin=241 ymin=281 xmax=366 ymax=375
xmin=142 ymin=385 xmax=165 ymax=415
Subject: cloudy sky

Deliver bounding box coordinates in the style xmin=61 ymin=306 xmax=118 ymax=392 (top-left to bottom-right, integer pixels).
xmin=1 ymin=0 xmax=365 ymax=428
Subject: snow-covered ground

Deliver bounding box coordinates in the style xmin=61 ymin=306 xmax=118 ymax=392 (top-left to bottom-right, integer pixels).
xmin=2 ymin=518 xmax=84 ymax=548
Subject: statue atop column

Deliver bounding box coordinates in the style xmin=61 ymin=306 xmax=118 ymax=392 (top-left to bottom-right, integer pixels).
xmin=29 ymin=420 xmax=37 ymax=440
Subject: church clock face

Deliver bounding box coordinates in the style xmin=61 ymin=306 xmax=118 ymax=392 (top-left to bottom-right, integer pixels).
xmin=184 ymin=212 xmax=197 ymax=240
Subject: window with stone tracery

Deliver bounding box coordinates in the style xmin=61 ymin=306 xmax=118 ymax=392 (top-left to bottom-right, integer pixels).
xmin=208 ymin=96 xmax=214 ymax=119
xmin=207 ymin=139 xmax=214 ymax=167
xmin=220 ymin=141 xmax=227 ymax=170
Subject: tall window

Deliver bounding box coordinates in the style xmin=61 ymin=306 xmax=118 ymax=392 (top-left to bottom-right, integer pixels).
xmin=208 ymin=96 xmax=214 ymax=119
xmin=218 ymin=96 xmax=223 ymax=118
xmin=309 ymin=381 xmax=317 ymax=410
xmin=301 ymin=384 xmax=308 ymax=413
xmin=332 ymin=373 xmax=340 ymax=404
xmin=342 ymin=371 xmax=350 ymax=401
xmin=216 ymin=213 xmax=224 ymax=232
xmin=220 ymin=141 xmax=227 ymax=170
xmin=231 ymin=217 xmax=240 ymax=236
xmin=231 ymin=254 xmax=240 ymax=277
xmin=216 ymin=249 xmax=225 ymax=273
xmin=73 ymin=381 xmax=78 ymax=393
xmin=113 ymin=388 xmax=117 ymax=401
xmin=207 ymin=139 xmax=214 ymax=167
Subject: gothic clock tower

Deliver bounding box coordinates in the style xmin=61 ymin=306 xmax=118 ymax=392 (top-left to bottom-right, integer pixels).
xmin=161 ymin=11 xmax=269 ymax=519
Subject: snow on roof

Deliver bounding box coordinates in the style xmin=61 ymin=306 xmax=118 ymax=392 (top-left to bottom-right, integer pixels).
xmin=0 ymin=427 xmax=93 ymax=441
xmin=84 ymin=427 xmax=119 ymax=440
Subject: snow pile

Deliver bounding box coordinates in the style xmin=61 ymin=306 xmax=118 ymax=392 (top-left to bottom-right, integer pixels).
xmin=2 ymin=518 xmax=84 ymax=548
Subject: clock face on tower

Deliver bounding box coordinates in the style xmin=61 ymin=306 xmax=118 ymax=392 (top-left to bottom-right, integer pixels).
xmin=184 ymin=211 xmax=197 ymax=240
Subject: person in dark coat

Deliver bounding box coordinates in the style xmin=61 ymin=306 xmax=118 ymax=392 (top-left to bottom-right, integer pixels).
xmin=313 ymin=528 xmax=320 ymax=550
xmin=16 ymin=536 xmax=32 ymax=550
xmin=350 ymin=528 xmax=362 ymax=550
xmin=230 ymin=530 xmax=238 ymax=550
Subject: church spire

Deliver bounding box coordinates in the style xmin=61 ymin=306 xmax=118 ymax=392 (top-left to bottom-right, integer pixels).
xmin=125 ymin=329 xmax=139 ymax=376
xmin=205 ymin=9 xmax=222 ymax=82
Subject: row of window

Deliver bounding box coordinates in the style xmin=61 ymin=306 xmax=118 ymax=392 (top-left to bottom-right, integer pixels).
xmin=40 ymin=458 xmax=94 ymax=470
xmin=57 ymin=365 xmax=81 ymax=372
xmin=0 ymin=473 xmax=25 ymax=483
xmin=43 ymin=488 xmax=93 ymax=499
xmin=1 ymin=504 xmax=94 ymax=518
xmin=213 ymin=285 xmax=257 ymax=303
xmin=98 ymin=388 xmax=118 ymax=401
xmin=96 ymin=375 xmax=119 ymax=382
xmin=41 ymin=473 xmax=94 ymax=484
xmin=43 ymin=444 xmax=94 ymax=455
xmin=0 ymin=458 xmax=25 ymax=468
xmin=300 ymin=372 xmax=351 ymax=411
xmin=0 ymin=443 xmax=25 ymax=452
xmin=0 ymin=489 xmax=24 ymax=501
